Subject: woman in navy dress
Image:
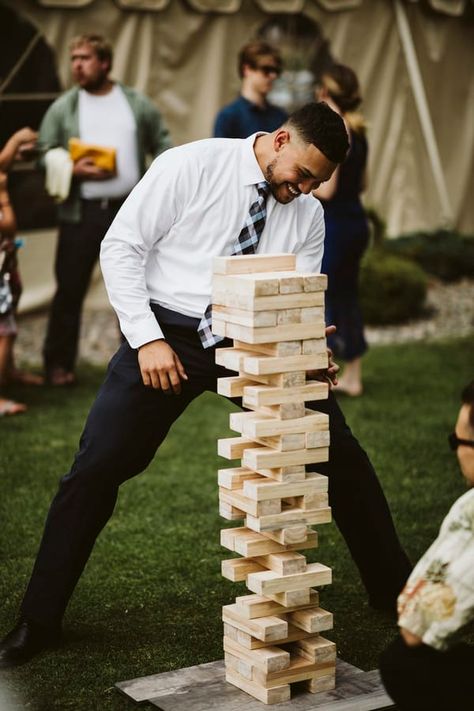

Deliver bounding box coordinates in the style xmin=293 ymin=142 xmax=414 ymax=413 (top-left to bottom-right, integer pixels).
xmin=314 ymin=65 xmax=369 ymax=396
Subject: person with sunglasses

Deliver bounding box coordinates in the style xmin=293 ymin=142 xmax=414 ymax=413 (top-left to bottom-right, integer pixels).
xmin=380 ymin=381 xmax=474 ymax=710
xmin=214 ymin=40 xmax=287 ymax=139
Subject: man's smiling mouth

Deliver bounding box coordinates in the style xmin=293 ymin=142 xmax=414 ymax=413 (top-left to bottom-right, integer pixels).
xmin=287 ymin=183 xmax=301 ymax=197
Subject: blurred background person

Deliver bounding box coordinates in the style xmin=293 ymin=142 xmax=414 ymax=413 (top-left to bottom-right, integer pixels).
xmin=313 ymin=64 xmax=369 ymax=397
xmin=214 ymin=40 xmax=287 ymax=139
xmin=38 ymin=33 xmax=171 ymax=386
xmin=379 ymin=381 xmax=474 ymax=710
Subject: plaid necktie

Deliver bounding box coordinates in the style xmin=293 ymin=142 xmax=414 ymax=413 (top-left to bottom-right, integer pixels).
xmin=198 ymin=181 xmax=270 ymax=349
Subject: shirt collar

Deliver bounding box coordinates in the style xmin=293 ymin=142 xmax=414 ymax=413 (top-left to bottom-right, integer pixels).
xmin=241 ymin=132 xmax=267 ymax=187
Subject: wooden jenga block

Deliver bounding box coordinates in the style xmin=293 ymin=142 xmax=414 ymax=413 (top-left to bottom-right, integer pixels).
xmin=225 ymin=650 xmax=253 ymax=679
xmin=222 ymin=604 xmax=288 ymax=642
xmin=220 ymin=526 xmax=318 ymax=557
xmin=252 ymin=654 xmax=335 ymax=689
xmin=246 ymin=506 xmax=332 ymax=532
xmin=243 ymin=382 xmax=328 ymax=407
xmin=219 ymin=501 xmax=245 ymax=520
xmin=234 ymin=339 xmax=302 ymax=357
xmin=247 ymin=563 xmax=332 ymax=596
xmin=257 ymin=433 xmax=306 ymax=451
xmin=224 ymin=620 xmax=316 ymax=649
xmin=219 ymin=488 xmax=282 ymax=517
xmin=223 ymin=321 xmax=325 ymax=345
xmin=212 ymin=289 xmax=324 ymax=312
xmin=218 ymin=436 xmax=260 ymax=460
xmin=287 ymin=606 xmax=334 ymax=634
xmin=213 ymin=253 xmax=296 ymax=275
xmin=225 ymin=668 xmax=291 ymax=704
xmin=242 ymin=442 xmax=330 ymax=470
xmin=304 ymin=668 xmax=336 ymax=693
xmin=243 ymin=472 xmax=328 ymax=500
xmin=221 ymin=557 xmax=267 ymax=582
xmin=253 ymin=466 xmax=309 ymax=483
xmin=253 ymin=551 xmax=307 ymax=575
xmin=224 ymin=636 xmax=290 ymax=673
xmin=218 ymin=467 xmax=262 ymax=490
xmin=242 ymin=352 xmax=328 ymax=376
xmin=243 ymin=401 xmax=306 ymax=420
xmin=231 ymin=410 xmax=328 ymax=438
xmin=267 ymin=588 xmax=312 ymax=607
xmin=235 ymin=590 xmax=319 ymax=619
xmin=217 ymin=376 xmax=257 ymax=397
xmin=214 ymin=305 xmax=278 ymax=328
xmin=213 ymin=273 xmax=281 ymax=297
xmin=290 ymin=634 xmax=336 ymax=663
xmin=259 ymin=525 xmax=309 ymax=545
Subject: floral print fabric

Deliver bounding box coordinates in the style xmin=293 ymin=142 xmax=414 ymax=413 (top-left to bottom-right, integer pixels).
xmin=398 ymin=488 xmax=474 ymax=650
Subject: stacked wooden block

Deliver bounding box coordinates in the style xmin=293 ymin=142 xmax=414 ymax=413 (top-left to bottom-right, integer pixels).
xmin=213 ymin=254 xmax=336 ymax=704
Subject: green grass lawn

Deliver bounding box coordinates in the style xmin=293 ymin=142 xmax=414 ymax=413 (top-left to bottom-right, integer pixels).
xmin=0 ymin=336 xmax=472 ymax=710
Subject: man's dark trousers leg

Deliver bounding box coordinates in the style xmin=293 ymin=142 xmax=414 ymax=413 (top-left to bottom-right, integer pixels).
xmin=43 ymin=200 xmax=122 ymax=376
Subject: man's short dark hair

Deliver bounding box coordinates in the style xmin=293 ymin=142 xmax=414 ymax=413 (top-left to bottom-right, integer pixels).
xmin=286 ymin=102 xmax=349 ymax=164
xmin=70 ymin=34 xmax=113 ymax=71
xmin=238 ymin=41 xmax=282 ymax=79
xmin=462 ymin=381 xmax=474 ymax=428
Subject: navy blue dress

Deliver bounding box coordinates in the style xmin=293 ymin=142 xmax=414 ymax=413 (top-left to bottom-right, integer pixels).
xmin=321 ymin=130 xmax=369 ymax=361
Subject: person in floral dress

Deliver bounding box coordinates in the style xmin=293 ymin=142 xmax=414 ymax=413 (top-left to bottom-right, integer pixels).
xmin=380 ymin=381 xmax=474 ymax=710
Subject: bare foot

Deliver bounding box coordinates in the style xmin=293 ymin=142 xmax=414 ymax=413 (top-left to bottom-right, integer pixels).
xmin=0 ymin=398 xmax=27 ymax=416
xmin=333 ymin=379 xmax=363 ymax=397
xmin=46 ymin=368 xmax=76 ymax=386
xmin=8 ymin=368 xmax=45 ymax=386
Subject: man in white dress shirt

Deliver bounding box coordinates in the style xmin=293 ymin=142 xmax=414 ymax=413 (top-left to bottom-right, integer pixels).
xmin=0 ymin=102 xmax=411 ymax=668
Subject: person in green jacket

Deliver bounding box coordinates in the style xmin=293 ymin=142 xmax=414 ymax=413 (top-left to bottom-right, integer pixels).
xmin=39 ymin=33 xmax=171 ymax=386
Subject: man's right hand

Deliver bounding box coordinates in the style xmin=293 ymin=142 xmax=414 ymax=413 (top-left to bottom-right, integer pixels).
xmin=73 ymin=157 xmax=114 ymax=181
xmin=138 ymin=339 xmax=188 ymax=395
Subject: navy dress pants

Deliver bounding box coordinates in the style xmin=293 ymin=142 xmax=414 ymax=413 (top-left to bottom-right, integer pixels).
xmin=22 ymin=309 xmax=411 ymax=626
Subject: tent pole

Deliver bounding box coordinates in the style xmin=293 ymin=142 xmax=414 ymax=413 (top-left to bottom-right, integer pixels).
xmin=393 ymin=0 xmax=453 ymax=226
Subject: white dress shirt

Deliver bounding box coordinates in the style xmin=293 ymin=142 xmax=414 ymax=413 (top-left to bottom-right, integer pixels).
xmin=100 ymin=133 xmax=325 ymax=348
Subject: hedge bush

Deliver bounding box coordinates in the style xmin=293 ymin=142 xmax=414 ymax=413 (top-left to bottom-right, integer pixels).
xmin=360 ymin=249 xmax=428 ymax=325
xmin=385 ymin=230 xmax=474 ymax=282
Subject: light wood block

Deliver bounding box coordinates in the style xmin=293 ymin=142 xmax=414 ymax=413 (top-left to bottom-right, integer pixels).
xmin=259 ymin=525 xmax=310 ymax=545
xmin=243 ymin=401 xmax=306 ymax=421
xmin=217 ymin=376 xmax=256 ymax=397
xmin=218 ymin=437 xmax=260 ymax=460
xmin=234 ymin=339 xmax=302 ymax=357
xmin=219 ymin=502 xmax=245 ymax=520
xmin=253 ymin=551 xmax=307 ymax=575
xmin=213 ymin=273 xmax=281 ymax=297
xmin=290 ymin=634 xmax=336 ymax=663
xmin=247 ymin=562 xmax=332 ymax=596
xmin=224 ymin=620 xmax=315 ymax=649
xmin=246 ymin=506 xmax=332 ymax=532
xmin=213 ymin=254 xmax=296 ymax=276
xmin=288 ymin=606 xmax=334 ymax=634
xmin=222 ymin=604 xmax=288 ymax=642
xmin=243 ymin=352 xmax=328 ymax=375
xmin=268 ymin=588 xmax=312 ymax=608
xmin=302 ymin=338 xmax=327 ymax=355
xmin=252 ymin=654 xmax=335 ymax=689
xmin=243 ymin=382 xmax=328 ymax=408
xmin=243 ymin=472 xmax=328 ymax=501
xmin=242 ymin=441 xmax=330 ymax=470
xmin=224 ymin=321 xmax=325 ymax=345
xmin=231 ymin=410 xmax=328 ymax=438
xmin=218 ymin=467 xmax=262 ymax=490
xmin=212 ymin=289 xmax=324 ymax=312
xmin=214 ymin=305 xmax=277 ymax=328
xmin=252 ymin=466 xmax=309 ymax=483
xmin=235 ymin=590 xmax=319 ymax=619
xmin=219 ymin=488 xmax=281 ymax=517
xmin=221 ymin=558 xmax=267 ymax=582
xmin=224 ymin=636 xmax=290 ymax=674
xmin=225 ymin=668 xmax=290 ymax=704
xmin=225 ymin=651 xmax=253 ymax=680
xmin=220 ymin=526 xmax=318 ymax=557
xmin=304 ymin=669 xmax=336 ymax=693
xmin=258 ymin=433 xmax=306 ymax=452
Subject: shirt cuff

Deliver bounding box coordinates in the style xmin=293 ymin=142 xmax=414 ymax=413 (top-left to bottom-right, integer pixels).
xmin=122 ymin=312 xmax=165 ymax=349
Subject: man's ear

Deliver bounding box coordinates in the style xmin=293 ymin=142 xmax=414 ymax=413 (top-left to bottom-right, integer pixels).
xmin=274 ymin=129 xmax=290 ymax=153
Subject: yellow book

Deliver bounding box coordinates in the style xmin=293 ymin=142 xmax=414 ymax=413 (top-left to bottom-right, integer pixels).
xmin=68 ymin=137 xmax=116 ymax=173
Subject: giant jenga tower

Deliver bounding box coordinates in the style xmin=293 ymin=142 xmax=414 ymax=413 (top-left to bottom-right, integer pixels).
xmin=213 ymin=254 xmax=336 ymax=704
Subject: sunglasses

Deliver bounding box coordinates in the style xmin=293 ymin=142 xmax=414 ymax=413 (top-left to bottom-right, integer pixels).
xmin=256 ymin=65 xmax=281 ymax=77
xmin=448 ymin=432 xmax=474 ymax=451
